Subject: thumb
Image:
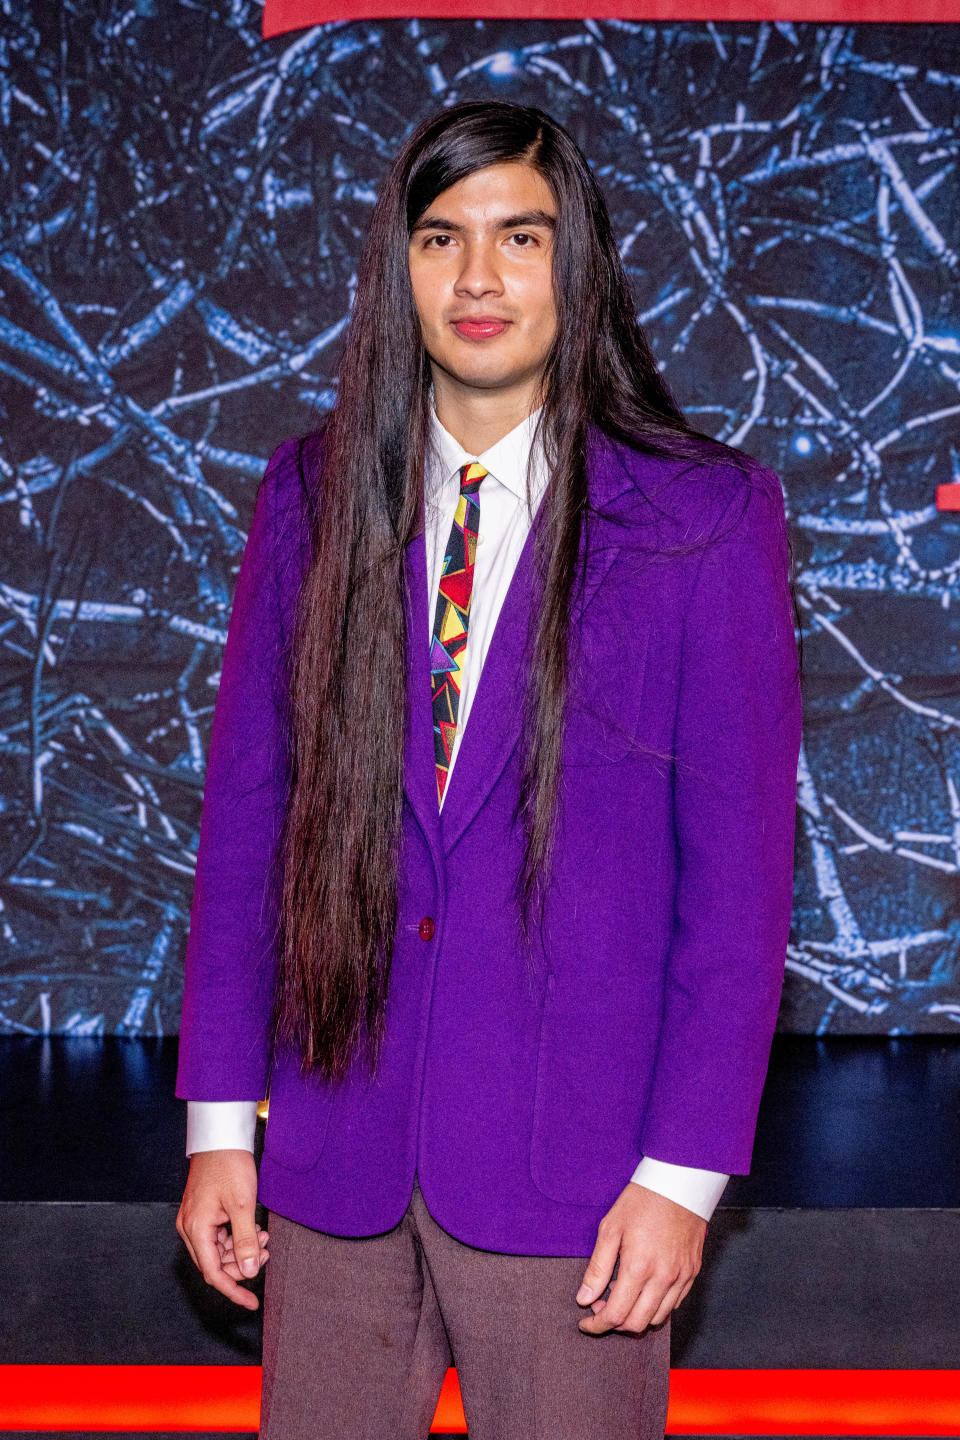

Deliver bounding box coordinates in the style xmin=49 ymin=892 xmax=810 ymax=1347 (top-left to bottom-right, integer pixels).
xmin=228 ymin=1199 xmax=262 ymax=1279
xmin=577 ymin=1224 xmax=620 ymax=1305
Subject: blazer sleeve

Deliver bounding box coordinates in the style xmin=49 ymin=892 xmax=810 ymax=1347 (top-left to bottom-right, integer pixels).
xmin=175 ymin=438 xmax=308 ymax=1102
xmin=638 ymin=465 xmax=802 ymax=1176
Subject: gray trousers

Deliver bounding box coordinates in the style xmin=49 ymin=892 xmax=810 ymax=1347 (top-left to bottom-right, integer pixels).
xmin=259 ymin=1173 xmax=671 ymax=1439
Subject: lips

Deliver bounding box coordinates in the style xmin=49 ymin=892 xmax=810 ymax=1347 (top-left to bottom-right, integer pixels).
xmin=452 ymin=317 xmax=510 ymax=339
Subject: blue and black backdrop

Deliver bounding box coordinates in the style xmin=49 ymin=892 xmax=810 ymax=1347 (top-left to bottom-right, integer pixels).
xmin=1 ymin=1 xmax=959 ymax=1040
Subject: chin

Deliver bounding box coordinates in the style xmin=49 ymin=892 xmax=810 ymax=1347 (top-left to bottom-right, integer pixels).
xmin=447 ymin=360 xmax=525 ymax=390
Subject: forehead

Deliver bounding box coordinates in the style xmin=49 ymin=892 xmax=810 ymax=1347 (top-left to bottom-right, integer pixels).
xmin=418 ymin=161 xmax=556 ymax=220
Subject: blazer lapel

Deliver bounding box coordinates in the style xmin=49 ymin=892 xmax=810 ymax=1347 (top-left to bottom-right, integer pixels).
xmin=403 ymin=429 xmax=640 ymax=857
xmin=435 ymin=493 xmax=546 ymax=854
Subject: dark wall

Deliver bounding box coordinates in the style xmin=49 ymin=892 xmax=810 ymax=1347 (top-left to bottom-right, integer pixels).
xmin=1 ymin=2 xmax=959 ymax=1036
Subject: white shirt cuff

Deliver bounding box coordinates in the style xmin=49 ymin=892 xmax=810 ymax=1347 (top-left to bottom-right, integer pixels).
xmin=186 ymin=1100 xmax=259 ymax=1157
xmin=629 ymin=1156 xmax=730 ymax=1221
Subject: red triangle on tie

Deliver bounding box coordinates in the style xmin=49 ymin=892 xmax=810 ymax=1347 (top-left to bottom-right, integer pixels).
xmin=438 ymin=568 xmax=473 ymax=611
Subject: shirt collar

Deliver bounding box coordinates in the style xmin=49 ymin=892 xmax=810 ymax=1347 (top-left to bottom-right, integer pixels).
xmin=426 ymin=394 xmax=549 ymax=508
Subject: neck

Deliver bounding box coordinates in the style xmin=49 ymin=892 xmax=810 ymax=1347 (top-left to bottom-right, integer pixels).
xmin=430 ymin=366 xmax=545 ymax=454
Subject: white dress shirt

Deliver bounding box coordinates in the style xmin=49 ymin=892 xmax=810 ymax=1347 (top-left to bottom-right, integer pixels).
xmin=186 ymin=401 xmax=730 ymax=1223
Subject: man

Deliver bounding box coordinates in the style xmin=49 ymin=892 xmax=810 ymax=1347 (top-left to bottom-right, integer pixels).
xmin=176 ymin=100 xmax=802 ymax=1439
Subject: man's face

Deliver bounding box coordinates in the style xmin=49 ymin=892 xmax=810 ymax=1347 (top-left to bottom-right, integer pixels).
xmin=407 ymin=161 xmax=558 ymax=399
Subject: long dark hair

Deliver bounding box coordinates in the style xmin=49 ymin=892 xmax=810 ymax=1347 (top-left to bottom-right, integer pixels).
xmin=269 ymin=99 xmax=803 ymax=1083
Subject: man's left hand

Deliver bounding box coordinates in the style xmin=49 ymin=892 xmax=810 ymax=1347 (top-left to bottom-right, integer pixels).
xmin=576 ymin=1182 xmax=706 ymax=1335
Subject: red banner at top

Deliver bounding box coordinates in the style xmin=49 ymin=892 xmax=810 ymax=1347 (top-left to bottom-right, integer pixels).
xmin=264 ymin=0 xmax=959 ymax=36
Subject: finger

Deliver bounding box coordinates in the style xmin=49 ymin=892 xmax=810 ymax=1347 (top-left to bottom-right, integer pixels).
xmin=217 ymin=1222 xmax=264 ymax=1244
xmin=615 ymin=1267 xmax=690 ymax=1335
xmin=222 ymin=1247 xmax=270 ymax=1282
xmin=607 ymin=1281 xmax=668 ymax=1336
xmin=193 ymin=1227 xmax=260 ymax=1311
xmin=576 ymin=1222 xmax=621 ymax=1306
xmin=673 ymin=1275 xmax=696 ymax=1309
xmin=648 ymin=1273 xmax=696 ymax=1327
xmin=220 ymin=1241 xmax=270 ymax=1268
xmin=579 ymin=1259 xmax=653 ymax=1335
xmin=220 ymin=1228 xmax=270 ymax=1256
xmin=179 ymin=1227 xmax=202 ymax=1275
xmin=176 ymin=1210 xmax=208 ymax=1277
xmin=227 ymin=1197 xmax=263 ymax=1281
xmin=217 ymin=1228 xmax=269 ymax=1273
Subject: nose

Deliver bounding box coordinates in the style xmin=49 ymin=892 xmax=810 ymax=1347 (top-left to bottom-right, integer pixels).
xmin=454 ymin=240 xmax=504 ymax=298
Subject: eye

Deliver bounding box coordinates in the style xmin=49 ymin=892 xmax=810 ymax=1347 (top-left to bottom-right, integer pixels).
xmin=423 ymin=234 xmax=453 ymax=248
xmin=509 ymin=232 xmax=536 ymax=246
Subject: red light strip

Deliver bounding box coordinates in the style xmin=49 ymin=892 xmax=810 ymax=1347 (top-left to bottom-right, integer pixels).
xmin=3 ymin=1367 xmax=960 ymax=1434
xmin=264 ymin=0 xmax=960 ymax=34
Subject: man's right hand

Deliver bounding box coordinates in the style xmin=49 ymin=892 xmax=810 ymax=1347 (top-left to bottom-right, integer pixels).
xmin=176 ymin=1149 xmax=269 ymax=1311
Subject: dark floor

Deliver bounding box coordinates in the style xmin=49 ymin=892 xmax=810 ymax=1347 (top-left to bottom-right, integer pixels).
xmin=2 ymin=1032 xmax=960 ymax=1205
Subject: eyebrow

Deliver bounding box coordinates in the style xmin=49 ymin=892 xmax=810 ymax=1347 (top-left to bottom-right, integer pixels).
xmin=410 ymin=208 xmax=557 ymax=236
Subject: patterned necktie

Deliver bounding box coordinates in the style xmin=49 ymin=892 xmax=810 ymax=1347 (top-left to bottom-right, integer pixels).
xmin=430 ymin=461 xmax=487 ymax=806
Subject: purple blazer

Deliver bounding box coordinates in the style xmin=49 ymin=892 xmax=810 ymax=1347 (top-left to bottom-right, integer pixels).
xmin=175 ymin=427 xmax=802 ymax=1255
